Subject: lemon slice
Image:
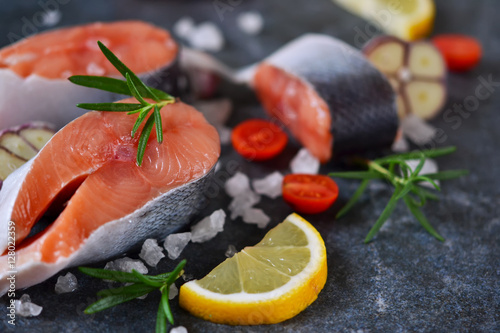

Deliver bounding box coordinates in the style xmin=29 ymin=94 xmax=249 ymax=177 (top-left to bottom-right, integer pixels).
xmin=179 ymin=213 xmax=327 ymax=325
xmin=333 ymin=0 xmax=435 ymax=41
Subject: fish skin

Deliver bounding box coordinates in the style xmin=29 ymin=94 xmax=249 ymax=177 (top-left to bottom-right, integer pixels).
xmin=0 ymin=164 xmax=215 ymax=296
xmin=0 ymin=63 xmax=182 ymax=130
xmin=261 ymin=34 xmax=398 ymax=156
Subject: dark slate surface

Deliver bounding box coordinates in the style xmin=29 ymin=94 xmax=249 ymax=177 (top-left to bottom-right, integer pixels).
xmin=1 ymin=0 xmax=499 ymax=332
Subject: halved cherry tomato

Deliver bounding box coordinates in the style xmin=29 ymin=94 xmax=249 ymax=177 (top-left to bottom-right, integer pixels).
xmin=432 ymin=34 xmax=482 ymax=72
xmin=282 ymin=174 xmax=339 ymax=214
xmin=231 ymin=119 xmax=288 ymax=161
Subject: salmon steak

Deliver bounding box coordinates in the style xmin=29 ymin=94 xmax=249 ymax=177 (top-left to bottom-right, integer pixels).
xmin=0 ymin=99 xmax=220 ymax=295
xmin=253 ymin=34 xmax=398 ymax=162
xmin=0 ymin=21 xmax=180 ymax=129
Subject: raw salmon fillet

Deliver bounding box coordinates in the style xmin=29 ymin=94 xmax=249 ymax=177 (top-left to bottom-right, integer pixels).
xmin=253 ymin=35 xmax=398 ymax=162
xmin=0 ymin=20 xmax=177 ymax=79
xmin=0 ymin=21 xmax=181 ymax=129
xmin=0 ymin=99 xmax=220 ymax=294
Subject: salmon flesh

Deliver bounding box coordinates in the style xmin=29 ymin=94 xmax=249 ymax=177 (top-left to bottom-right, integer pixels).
xmin=0 ymin=100 xmax=220 ymax=295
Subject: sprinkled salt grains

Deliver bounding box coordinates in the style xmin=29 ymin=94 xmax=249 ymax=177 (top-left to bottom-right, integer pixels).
xmin=401 ymin=114 xmax=437 ymax=145
xmin=290 ymin=148 xmax=320 ymax=174
xmin=55 ymin=272 xmax=78 ymax=294
xmin=391 ymin=135 xmax=410 ymax=152
xmin=405 ymin=158 xmax=440 ymax=188
xmin=188 ymin=22 xmax=225 ymax=52
xmin=225 ymin=172 xmax=251 ymax=198
xmin=139 ymin=239 xmax=165 ymax=267
xmin=104 ymin=257 xmax=148 ymax=274
xmin=173 ymin=17 xmax=196 ymax=39
xmin=225 ymin=244 xmax=237 ymax=258
xmin=169 ymin=284 xmax=179 ymax=300
xmin=243 ymin=208 xmax=270 ymax=229
xmin=40 ymin=10 xmax=61 ymax=27
xmin=170 ymin=326 xmax=188 ymax=333
xmin=252 ymin=171 xmax=284 ymax=199
xmin=217 ymin=126 xmax=232 ymax=145
xmin=237 ymin=11 xmax=264 ymax=35
xmin=229 ymin=191 xmax=261 ymax=220
xmin=164 ymin=232 xmax=192 ymax=259
xmin=191 ymin=209 xmax=226 ymax=243
xmin=15 ymin=294 xmax=42 ymax=317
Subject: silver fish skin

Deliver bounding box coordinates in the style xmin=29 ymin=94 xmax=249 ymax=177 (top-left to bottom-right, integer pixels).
xmin=260 ymin=34 xmax=399 ymax=156
xmin=0 ymin=162 xmax=215 ymax=296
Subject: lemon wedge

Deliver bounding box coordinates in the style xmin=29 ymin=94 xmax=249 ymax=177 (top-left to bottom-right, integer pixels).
xmin=333 ymin=0 xmax=435 ymax=41
xmin=179 ymin=213 xmax=327 ymax=325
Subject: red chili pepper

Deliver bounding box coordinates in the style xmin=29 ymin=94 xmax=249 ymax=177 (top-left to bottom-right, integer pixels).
xmin=432 ymin=34 xmax=482 ymax=72
xmin=231 ymin=119 xmax=288 ymax=161
xmin=282 ymin=174 xmax=339 ymax=214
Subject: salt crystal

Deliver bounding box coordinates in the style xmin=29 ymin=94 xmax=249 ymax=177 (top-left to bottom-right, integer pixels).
xmin=401 ymin=114 xmax=437 ymax=145
xmin=170 ymin=326 xmax=188 ymax=333
xmin=40 ymin=10 xmax=61 ymax=27
xmin=237 ymin=11 xmax=264 ymax=35
xmin=15 ymin=294 xmax=43 ymax=317
xmin=169 ymin=284 xmax=178 ymax=300
xmin=173 ymin=17 xmax=196 ymax=39
xmin=55 ymin=272 xmax=78 ymax=294
xmin=191 ymin=209 xmax=226 ymax=243
xmin=290 ymin=148 xmax=320 ymax=174
xmin=392 ymin=135 xmax=409 ymax=153
xmin=229 ymin=191 xmax=261 ymax=220
xmin=164 ymin=232 xmax=192 ymax=260
xmin=217 ymin=126 xmax=232 ymax=145
xmin=104 ymin=257 xmax=148 ymax=274
xmin=182 ymin=273 xmax=194 ymax=282
xmin=193 ymin=99 xmax=232 ymax=126
xmin=252 ymin=171 xmax=284 ymax=199
xmin=225 ymin=172 xmax=251 ymax=198
xmin=188 ymin=22 xmax=225 ymax=52
xmin=225 ymin=244 xmax=237 ymax=258
xmin=242 ymin=208 xmax=271 ymax=229
xmin=139 ymin=239 xmax=165 ymax=267
xmin=405 ymin=158 xmax=440 ymax=188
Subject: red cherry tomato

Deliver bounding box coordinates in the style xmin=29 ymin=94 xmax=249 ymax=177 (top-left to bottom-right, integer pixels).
xmin=231 ymin=119 xmax=288 ymax=161
xmin=432 ymin=34 xmax=482 ymax=72
xmin=282 ymin=174 xmax=339 ymax=214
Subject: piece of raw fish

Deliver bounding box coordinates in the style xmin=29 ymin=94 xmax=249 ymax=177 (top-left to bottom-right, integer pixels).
xmin=0 ymin=100 xmax=220 ymax=295
xmin=0 ymin=21 xmax=181 ymax=129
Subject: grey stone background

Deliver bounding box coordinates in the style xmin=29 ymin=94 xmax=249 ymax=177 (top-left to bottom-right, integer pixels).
xmin=0 ymin=0 xmax=498 ymax=332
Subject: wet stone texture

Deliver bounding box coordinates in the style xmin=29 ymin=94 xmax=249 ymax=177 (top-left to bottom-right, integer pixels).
xmin=0 ymin=0 xmax=499 ymax=332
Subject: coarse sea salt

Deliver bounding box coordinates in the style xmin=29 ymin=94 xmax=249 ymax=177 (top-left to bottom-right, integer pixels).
xmin=104 ymin=257 xmax=148 ymax=275
xmin=173 ymin=17 xmax=196 ymax=39
xmin=229 ymin=190 xmax=261 ymax=220
xmin=164 ymin=232 xmax=192 ymax=260
xmin=55 ymin=272 xmax=78 ymax=294
xmin=405 ymin=158 xmax=440 ymax=188
xmin=237 ymin=11 xmax=264 ymax=35
xmin=188 ymin=22 xmax=225 ymax=52
xmin=225 ymin=244 xmax=237 ymax=258
xmin=252 ymin=171 xmax=284 ymax=199
xmin=225 ymin=172 xmax=251 ymax=198
xmin=169 ymin=284 xmax=179 ymax=300
xmin=15 ymin=294 xmax=43 ymax=317
xmin=290 ymin=148 xmax=320 ymax=174
xmin=242 ymin=208 xmax=270 ymax=229
xmin=191 ymin=209 xmax=226 ymax=243
xmin=139 ymin=239 xmax=165 ymax=267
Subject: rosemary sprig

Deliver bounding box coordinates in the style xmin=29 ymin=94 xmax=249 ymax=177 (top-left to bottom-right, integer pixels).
xmin=79 ymin=259 xmax=186 ymax=333
xmin=329 ymin=146 xmax=468 ymax=243
xmin=69 ymin=41 xmax=175 ymax=166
